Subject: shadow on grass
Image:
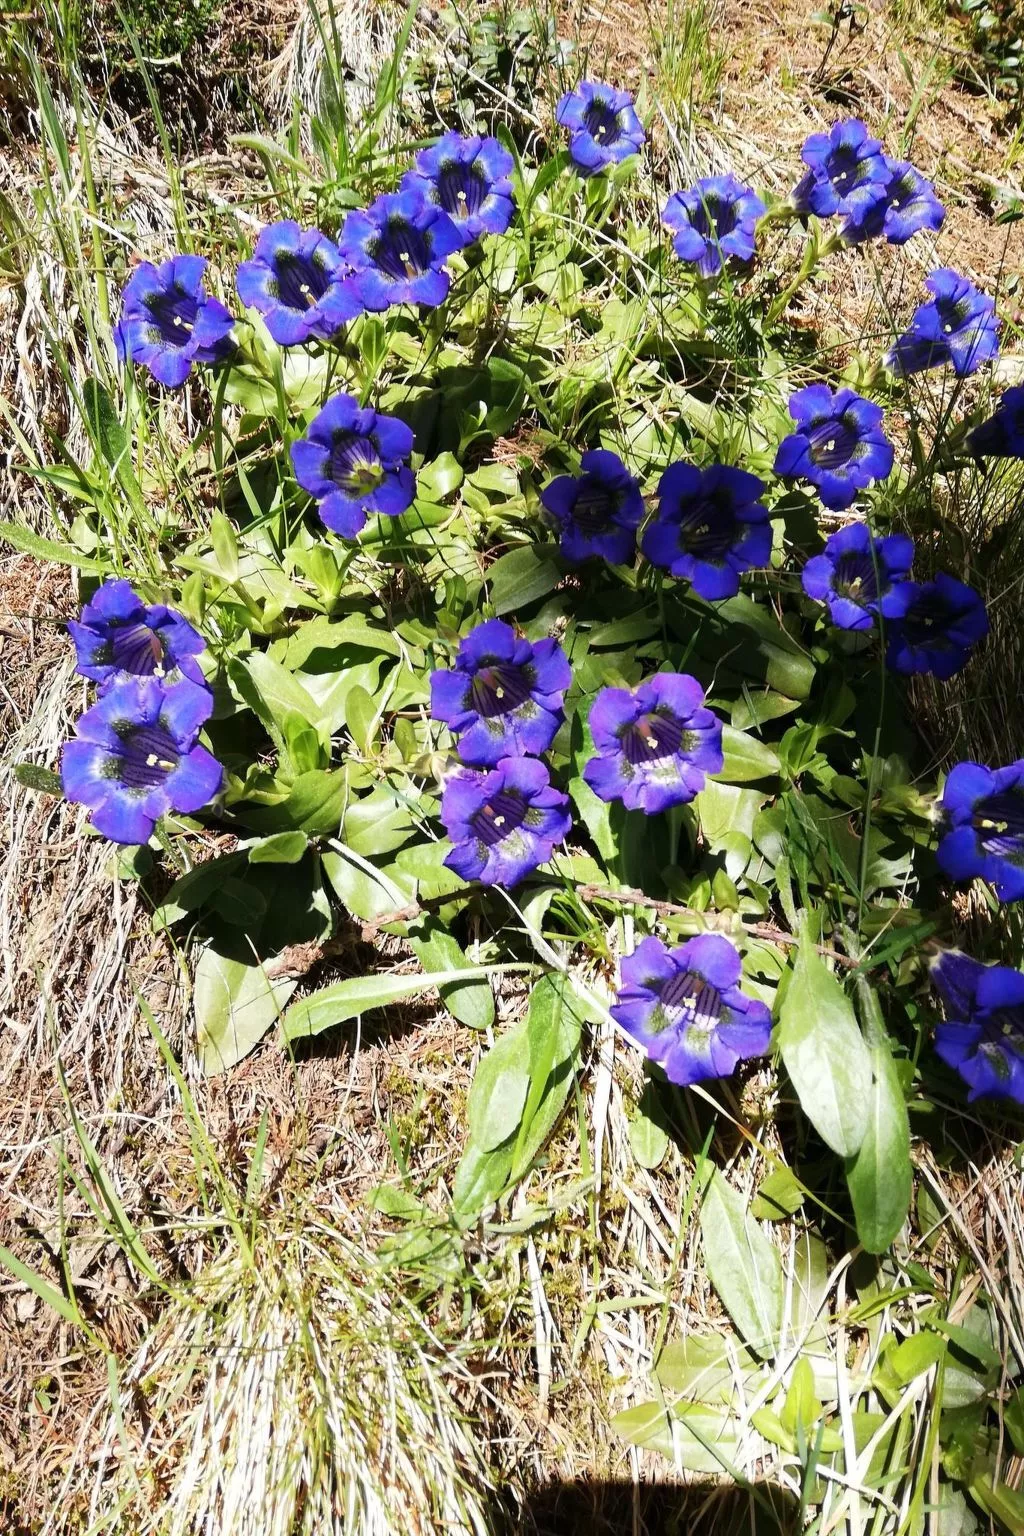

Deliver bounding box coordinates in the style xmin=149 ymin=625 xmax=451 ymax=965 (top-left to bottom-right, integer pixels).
xmin=504 ymin=1478 xmax=802 ymax=1534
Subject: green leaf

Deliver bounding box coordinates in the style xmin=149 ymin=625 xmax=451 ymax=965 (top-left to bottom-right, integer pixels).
xmin=846 ymin=1038 xmax=912 ymax=1253
xmin=15 ymin=762 xmax=63 ymax=795
xmin=210 ymin=512 xmax=240 ymax=582
xmin=451 ymin=1140 xmax=513 ymax=1221
xmin=243 ymin=771 xmax=348 ymax=837
xmin=717 ymin=725 xmax=782 ymax=783
xmin=628 ymin=1081 xmax=670 ymax=1171
xmin=417 ymin=451 xmax=464 ymax=501
xmin=610 ymin=1401 xmax=742 ymax=1474
xmin=700 ymin=1168 xmax=784 ymax=1359
xmin=194 ymin=947 xmax=297 ymax=1074
xmin=321 ymin=848 xmax=415 ymax=923
xmin=487 ymin=545 xmax=562 ymax=616
xmin=407 ymin=917 xmax=495 ymax=1031
xmin=750 ymin=1165 xmax=805 ymax=1221
xmin=274 ymin=614 xmax=407 ymax=666
xmin=280 ymin=966 xmax=499 ymax=1043
xmin=153 ymin=852 xmax=247 ymax=929
xmin=655 ymin=1333 xmax=759 ymax=1403
xmin=0 ymin=519 xmax=108 ymax=572
xmin=247 ymin=831 xmax=309 ymax=864
xmin=777 ymin=936 xmax=872 ymax=1158
xmin=345 ymin=683 xmax=377 ymax=755
xmin=466 ymin=1027 xmax=531 ymax=1151
xmin=81 ymin=378 xmax=145 ymax=516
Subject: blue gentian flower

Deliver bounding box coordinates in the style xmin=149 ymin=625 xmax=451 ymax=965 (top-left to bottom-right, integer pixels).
xmin=661 ymin=176 xmax=767 ymax=278
xmin=555 ymin=80 xmax=646 ymax=175
xmin=931 ymin=950 xmax=1024 ymax=1104
xmin=791 ymin=119 xmax=889 ymax=218
xmin=60 ymin=676 xmax=222 ymax=845
xmin=114 ymin=255 xmax=235 ymax=388
xmin=611 ymin=934 xmax=772 ymax=1087
xmin=801 ymin=523 xmax=915 ymax=632
xmin=583 ymin=673 xmax=724 ymax=814
xmin=840 ymin=158 xmax=945 ymax=245
xmin=337 ymin=190 xmax=463 ymax=310
xmin=440 ymin=757 xmax=572 ymax=887
xmin=885 ymin=573 xmax=989 ymax=679
xmin=887 ymin=269 xmax=1001 ymax=377
xmin=937 ymin=760 xmax=1024 ymax=902
xmin=775 ymin=385 xmax=895 ymax=511
xmin=970 ymin=386 xmax=1024 ymax=460
xmin=642 ymin=462 xmax=772 ymax=600
xmin=400 ymin=133 xmax=515 ymax=247
xmin=235 ymin=221 xmax=362 ymax=345
xmin=67 ymin=579 xmax=206 ymax=690
xmin=429 ymin=618 xmax=571 ymax=766
xmin=290 ymin=391 xmax=415 ymax=539
xmin=540 ymin=449 xmax=644 ymax=564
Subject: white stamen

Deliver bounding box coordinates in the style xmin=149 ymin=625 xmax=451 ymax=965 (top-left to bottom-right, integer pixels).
xmin=399 ymin=250 xmax=410 ymax=262
xmin=146 ymin=753 xmax=160 ymax=767
xmin=495 ymin=686 xmax=505 ymax=700
xmin=647 ymin=736 xmax=659 ymax=749
xmin=494 ymin=815 xmax=505 ymax=827
xmin=456 ymin=190 xmax=467 ymax=202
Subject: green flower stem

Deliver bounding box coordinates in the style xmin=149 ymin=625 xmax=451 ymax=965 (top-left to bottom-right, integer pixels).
xmin=766 ymin=228 xmax=843 ymax=326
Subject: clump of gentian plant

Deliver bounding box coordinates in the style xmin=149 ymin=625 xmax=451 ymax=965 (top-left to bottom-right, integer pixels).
xmin=44 ymin=72 xmax=1024 ymax=1459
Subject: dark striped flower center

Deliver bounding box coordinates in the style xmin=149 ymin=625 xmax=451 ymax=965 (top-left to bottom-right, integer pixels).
xmin=144 ymin=284 xmax=200 ymax=348
xmin=583 ymin=99 xmax=622 ymax=145
xmin=936 ymin=294 xmax=974 ymax=336
xmin=659 ymin=968 xmax=722 ymax=1032
xmin=371 ymin=218 xmax=433 ymax=280
xmin=329 ymin=432 xmax=384 ymax=496
xmin=678 ymin=497 xmax=739 ymax=559
xmin=825 ymin=145 xmax=868 ymax=196
xmin=620 ymin=709 xmax=691 ymax=768
xmin=973 ymin=790 xmax=1024 ymax=859
xmin=833 ymin=551 xmax=881 ymax=604
xmin=470 ymin=663 xmax=534 ymax=719
xmin=690 ymin=194 xmax=737 ymax=240
xmin=571 ymin=480 xmax=619 ymax=535
xmin=470 ymin=788 xmax=527 ymax=847
xmin=900 ymin=593 xmax=958 ymax=648
xmin=807 ymin=415 xmax=859 ymax=470
xmin=437 ymin=162 xmax=488 ymax=218
xmin=112 ymin=722 xmax=179 ymax=791
xmin=273 ymin=251 xmax=333 ymax=310
xmin=107 ymin=621 xmax=167 ymax=676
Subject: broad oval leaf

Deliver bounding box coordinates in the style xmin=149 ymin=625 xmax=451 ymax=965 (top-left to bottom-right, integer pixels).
xmin=717 ymin=725 xmax=782 ymax=783
xmin=194 ymin=947 xmax=296 ymax=1075
xmin=280 ymin=966 xmax=500 ymax=1042
xmin=777 ymin=939 xmax=872 ymax=1158
xmin=846 ymin=1039 xmax=912 ymax=1253
xmin=700 ymin=1169 xmax=784 ymax=1359
xmin=466 ymin=1026 xmax=531 ymax=1151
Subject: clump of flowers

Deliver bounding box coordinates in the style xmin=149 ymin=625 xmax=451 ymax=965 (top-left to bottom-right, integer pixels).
xmin=642 ymin=462 xmax=772 ymax=599
xmin=774 ymin=385 xmax=894 ymax=511
xmin=611 ymin=934 xmax=772 ymax=1087
xmin=583 ymin=673 xmax=723 ymax=813
xmin=885 ymin=573 xmax=989 ymax=679
xmin=401 ymin=132 xmax=515 ymax=246
xmin=540 ymin=450 xmax=644 ymax=564
xmin=887 ymin=269 xmax=1001 ymax=377
xmin=61 ymin=677 xmax=222 ymax=845
xmin=440 ymin=758 xmax=571 ymax=886
xmin=115 ymin=254 xmax=235 ymax=387
xmin=801 ymin=523 xmax=914 ymax=632
xmin=931 ymin=951 xmax=1024 ymax=1103
xmin=430 ymin=619 xmax=571 ymax=765
xmin=841 ymin=159 xmax=945 ymax=245
xmin=290 ymin=392 xmax=415 ymax=538
xmin=661 ymin=175 xmax=766 ymax=277
xmin=970 ymin=386 xmax=1024 ymax=460
xmin=236 ymin=221 xmax=362 ymax=344
xmin=67 ymin=579 xmax=207 ymax=690
xmin=555 ymin=81 xmax=645 ymax=175
xmin=338 ymin=190 xmax=463 ymax=310
xmin=937 ymin=759 xmax=1024 ymax=903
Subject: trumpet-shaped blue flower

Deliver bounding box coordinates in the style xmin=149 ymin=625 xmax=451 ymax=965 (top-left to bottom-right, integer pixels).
xmin=290 ymin=392 xmax=415 ymax=538
xmin=430 ymin=618 xmax=571 ymax=766
xmin=401 ymin=133 xmax=515 ymax=246
xmin=236 ymin=221 xmax=362 ymax=345
xmin=61 ymin=676 xmax=222 ymax=845
xmin=775 ymin=385 xmax=895 ymax=511
xmin=791 ymin=119 xmax=889 ymax=218
xmin=114 ymin=255 xmax=235 ymax=388
xmin=887 ymin=269 xmax=1001 ymax=377
xmin=938 ymin=759 xmax=1024 ymax=903
xmin=662 ymin=175 xmax=767 ymax=278
xmin=583 ymin=673 xmax=723 ymax=815
xmin=540 ymin=449 xmax=644 ymax=564
xmin=67 ymin=579 xmax=207 ymax=690
xmin=801 ymin=523 xmax=915 ymax=632
xmin=642 ymin=462 xmax=772 ymax=600
xmin=970 ymin=386 xmax=1024 ymax=460
xmin=841 ymin=159 xmax=945 ymax=245
xmin=338 ymin=190 xmax=463 ymax=310
xmin=611 ymin=934 xmax=772 ymax=1087
xmin=885 ymin=573 xmax=988 ymax=679
xmin=441 ymin=757 xmax=572 ymax=887
xmin=931 ymin=950 xmax=1024 ymax=1104
xmin=555 ymin=81 xmax=645 ymax=175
